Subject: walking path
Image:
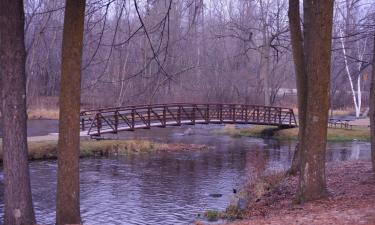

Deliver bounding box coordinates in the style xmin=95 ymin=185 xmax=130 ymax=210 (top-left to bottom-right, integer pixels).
xmin=349 ymin=118 xmax=370 ymax=127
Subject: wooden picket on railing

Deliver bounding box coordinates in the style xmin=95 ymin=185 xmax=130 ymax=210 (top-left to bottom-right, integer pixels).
xmin=80 ymin=103 xmax=297 ymax=137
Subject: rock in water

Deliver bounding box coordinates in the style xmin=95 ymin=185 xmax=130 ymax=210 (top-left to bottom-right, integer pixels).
xmin=209 ymin=193 xmax=222 ymax=198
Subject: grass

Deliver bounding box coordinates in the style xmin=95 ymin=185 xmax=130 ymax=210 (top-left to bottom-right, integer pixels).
xmin=222 ymin=172 xmax=284 ymax=220
xmin=27 ymin=96 xmax=60 ymax=119
xmin=215 ymin=124 xmax=370 ymax=142
xmin=0 ymin=139 xmax=210 ymax=161
xmin=27 ymin=108 xmax=59 ymax=120
xmin=292 ymin=108 xmax=355 ymax=117
xmin=203 ymin=210 xmax=221 ymax=221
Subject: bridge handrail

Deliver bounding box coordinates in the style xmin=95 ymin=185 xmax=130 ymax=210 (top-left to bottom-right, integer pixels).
xmin=80 ymin=103 xmax=294 ymax=116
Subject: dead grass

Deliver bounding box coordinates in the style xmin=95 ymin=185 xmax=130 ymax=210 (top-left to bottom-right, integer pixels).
xmin=329 ymin=108 xmax=355 ymax=117
xmin=221 ymin=172 xmax=285 ymax=220
xmin=27 ymin=108 xmax=59 ymax=120
xmin=293 ymin=108 xmax=355 ymax=117
xmin=0 ymin=139 xmax=210 ymax=161
xmin=27 ymin=96 xmax=60 ymax=119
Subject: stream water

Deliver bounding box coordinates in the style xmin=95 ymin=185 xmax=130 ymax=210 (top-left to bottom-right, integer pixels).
xmin=0 ymin=122 xmax=371 ymax=225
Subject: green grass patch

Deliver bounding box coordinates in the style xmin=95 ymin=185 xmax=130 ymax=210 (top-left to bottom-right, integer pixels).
xmin=203 ymin=210 xmax=221 ymax=221
xmin=214 ymin=125 xmax=370 ymax=142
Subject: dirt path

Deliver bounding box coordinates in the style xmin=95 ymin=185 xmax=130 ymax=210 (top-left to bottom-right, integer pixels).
xmin=225 ymin=161 xmax=375 ymax=225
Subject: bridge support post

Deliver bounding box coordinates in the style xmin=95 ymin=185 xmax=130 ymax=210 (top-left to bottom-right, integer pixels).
xmin=206 ymin=104 xmax=210 ymax=123
xmin=192 ymin=105 xmax=196 ymax=125
xmin=96 ymin=114 xmax=101 ymax=136
xmin=131 ymin=108 xmax=135 ymax=130
xmin=263 ymin=107 xmax=267 ymax=123
xmin=267 ymin=107 xmax=271 ymax=124
xmin=147 ymin=107 xmax=151 ymax=128
xmin=162 ymin=106 xmax=166 ymax=127
xmin=177 ymin=106 xmax=181 ymax=126
xmin=219 ymin=104 xmax=223 ymax=123
xmin=114 ymin=111 xmax=118 ymax=133
xmin=240 ymin=105 xmax=244 ymax=121
xmin=244 ymin=105 xmax=248 ymax=123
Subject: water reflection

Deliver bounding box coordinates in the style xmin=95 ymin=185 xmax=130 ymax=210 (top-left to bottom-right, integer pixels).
xmin=0 ymin=125 xmax=371 ymax=225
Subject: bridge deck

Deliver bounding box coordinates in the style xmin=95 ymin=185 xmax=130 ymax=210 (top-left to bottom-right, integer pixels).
xmin=80 ymin=103 xmax=297 ymax=137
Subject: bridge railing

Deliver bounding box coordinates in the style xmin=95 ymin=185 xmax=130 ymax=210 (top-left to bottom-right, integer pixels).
xmin=80 ymin=103 xmax=297 ymax=136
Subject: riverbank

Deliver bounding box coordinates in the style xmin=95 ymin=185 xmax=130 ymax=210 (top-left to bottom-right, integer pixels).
xmin=0 ymin=136 xmax=210 ymax=161
xmin=215 ymin=125 xmax=370 ymax=142
xmin=221 ymin=161 xmax=375 ymax=225
xmin=195 ymin=161 xmax=375 ymax=224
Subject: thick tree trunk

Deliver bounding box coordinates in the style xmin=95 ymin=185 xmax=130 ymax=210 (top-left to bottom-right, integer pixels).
xmin=288 ymin=0 xmax=307 ymax=175
xmin=370 ymin=32 xmax=375 ymax=174
xmin=0 ymin=0 xmax=36 ymax=224
xmin=297 ymin=0 xmax=334 ymax=202
xmin=56 ymin=0 xmax=86 ymax=224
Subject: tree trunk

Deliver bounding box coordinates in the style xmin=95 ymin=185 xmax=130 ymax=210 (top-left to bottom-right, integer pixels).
xmin=370 ymin=32 xmax=375 ymax=174
xmin=56 ymin=0 xmax=86 ymax=224
xmin=288 ymin=0 xmax=307 ymax=176
xmin=297 ymin=0 xmax=334 ymax=202
xmin=339 ymin=28 xmax=361 ymax=118
xmin=0 ymin=0 xmax=36 ymax=224
xmin=258 ymin=0 xmax=271 ymax=107
xmin=261 ymin=43 xmax=271 ymax=106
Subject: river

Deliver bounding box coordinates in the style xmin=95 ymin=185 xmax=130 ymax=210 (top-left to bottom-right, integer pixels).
xmin=0 ymin=122 xmax=371 ymax=224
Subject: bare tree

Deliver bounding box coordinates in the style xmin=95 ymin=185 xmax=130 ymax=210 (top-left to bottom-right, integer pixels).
xmin=0 ymin=0 xmax=36 ymax=224
xmin=22 ymin=0 xmax=298 ymax=110
xmin=56 ymin=0 xmax=86 ymax=224
xmin=336 ymin=0 xmax=372 ymax=118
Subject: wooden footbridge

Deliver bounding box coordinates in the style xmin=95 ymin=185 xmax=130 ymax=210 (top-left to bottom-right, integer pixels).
xmin=80 ymin=103 xmax=297 ymax=137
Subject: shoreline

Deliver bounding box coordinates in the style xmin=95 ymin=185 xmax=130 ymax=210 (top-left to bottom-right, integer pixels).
xmin=195 ymin=160 xmax=375 ymax=224
xmin=222 ymin=160 xmax=375 ymax=225
xmin=214 ymin=125 xmax=370 ymax=142
xmin=0 ymin=135 xmax=211 ymax=162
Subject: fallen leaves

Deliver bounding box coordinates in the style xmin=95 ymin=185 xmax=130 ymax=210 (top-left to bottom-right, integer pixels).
xmin=226 ymin=161 xmax=375 ymax=225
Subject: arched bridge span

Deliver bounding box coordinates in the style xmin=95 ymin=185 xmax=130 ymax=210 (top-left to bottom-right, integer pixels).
xmin=80 ymin=103 xmax=297 ymax=137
